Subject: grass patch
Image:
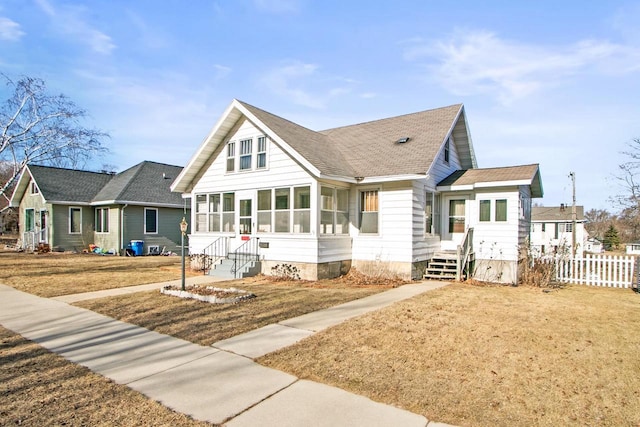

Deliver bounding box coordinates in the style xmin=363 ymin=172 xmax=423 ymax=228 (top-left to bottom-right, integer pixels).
xmin=76 ymin=277 xmax=387 ymax=346
xmin=0 ymin=326 xmax=215 ymax=426
xmin=0 ymin=252 xmax=194 ymax=297
xmin=258 ymin=283 xmax=640 ymax=426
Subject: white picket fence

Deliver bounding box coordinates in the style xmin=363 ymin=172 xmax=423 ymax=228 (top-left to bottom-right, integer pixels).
xmin=554 ymin=254 xmax=636 ymax=288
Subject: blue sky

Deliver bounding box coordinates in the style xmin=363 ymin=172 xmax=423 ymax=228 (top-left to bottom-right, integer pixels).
xmin=1 ymin=0 xmax=639 ymax=211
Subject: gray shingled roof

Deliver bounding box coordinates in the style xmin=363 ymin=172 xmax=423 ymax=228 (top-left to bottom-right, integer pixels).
xmin=93 ymin=161 xmax=184 ymax=206
xmin=26 ymin=162 xmax=184 ymax=206
xmin=532 ymin=206 xmax=585 ymax=222
xmin=28 ymin=165 xmax=113 ymax=203
xmin=437 ymin=164 xmax=543 ymax=197
xmin=239 ymin=101 xmax=466 ymax=178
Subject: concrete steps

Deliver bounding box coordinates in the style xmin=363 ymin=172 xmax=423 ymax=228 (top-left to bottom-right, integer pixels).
xmin=209 ymin=255 xmax=261 ymax=279
xmin=424 ymin=252 xmax=459 ymax=281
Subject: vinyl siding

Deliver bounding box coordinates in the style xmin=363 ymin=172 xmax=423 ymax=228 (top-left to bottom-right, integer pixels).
xmin=50 ymin=204 xmax=94 ymax=251
xmin=122 ymin=205 xmax=185 ymax=254
xmin=352 ymin=181 xmax=414 ymax=263
xmin=471 ymin=188 xmax=522 ymax=262
xmin=189 ymin=118 xmax=317 ymax=256
xmin=93 ymin=205 xmax=120 ymax=252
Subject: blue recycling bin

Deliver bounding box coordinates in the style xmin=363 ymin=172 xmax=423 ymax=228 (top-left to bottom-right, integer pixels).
xmin=130 ymin=240 xmax=144 ymax=256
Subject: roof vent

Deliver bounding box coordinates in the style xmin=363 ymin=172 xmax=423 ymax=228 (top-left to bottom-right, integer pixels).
xmin=396 ymin=137 xmax=410 ymax=144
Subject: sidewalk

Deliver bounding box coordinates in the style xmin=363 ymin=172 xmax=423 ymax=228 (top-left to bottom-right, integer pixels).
xmin=0 ymin=280 xmax=453 ymax=427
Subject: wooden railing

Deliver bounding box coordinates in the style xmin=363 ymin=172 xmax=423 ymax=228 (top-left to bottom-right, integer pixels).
xmin=231 ymin=237 xmax=260 ymax=279
xmin=456 ymin=227 xmax=474 ymax=281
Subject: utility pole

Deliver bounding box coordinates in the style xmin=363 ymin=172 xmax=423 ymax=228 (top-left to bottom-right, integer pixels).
xmin=569 ymin=172 xmax=577 ymax=257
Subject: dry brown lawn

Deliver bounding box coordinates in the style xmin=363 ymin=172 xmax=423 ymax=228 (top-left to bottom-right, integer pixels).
xmin=76 ymin=277 xmax=387 ymax=346
xmin=258 ymin=282 xmax=640 ymax=427
xmin=0 ymin=251 xmax=195 ymax=297
xmin=0 ymin=326 xmax=216 ymax=426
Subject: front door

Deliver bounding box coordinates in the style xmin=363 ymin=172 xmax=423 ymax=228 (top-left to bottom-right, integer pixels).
xmin=441 ymin=196 xmax=469 ymax=250
xmin=239 ymin=198 xmax=252 ymax=235
xmin=39 ymin=210 xmax=47 ymax=243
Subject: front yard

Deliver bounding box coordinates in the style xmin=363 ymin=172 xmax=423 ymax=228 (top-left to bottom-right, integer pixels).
xmin=1 ymin=252 xmax=639 ymax=426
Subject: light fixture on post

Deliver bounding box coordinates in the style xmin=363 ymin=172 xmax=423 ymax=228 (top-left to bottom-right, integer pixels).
xmin=179 ymin=217 xmax=188 ymax=291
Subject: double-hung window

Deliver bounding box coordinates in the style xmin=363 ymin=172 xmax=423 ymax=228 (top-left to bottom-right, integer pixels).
xmin=226 ymin=142 xmax=235 ymax=172
xmin=257 ymin=136 xmax=267 ymax=169
xmin=239 ymin=138 xmax=252 ymax=171
xmin=479 ymin=200 xmax=491 ymax=222
xmin=360 ymin=190 xmax=379 ymax=234
xmin=495 ymin=199 xmax=507 ymax=222
xmin=69 ymin=207 xmax=82 ymax=234
xmin=95 ymin=208 xmax=109 ymax=233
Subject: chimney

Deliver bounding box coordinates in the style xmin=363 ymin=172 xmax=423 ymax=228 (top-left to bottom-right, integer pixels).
xmin=560 ymin=203 xmax=565 ymax=212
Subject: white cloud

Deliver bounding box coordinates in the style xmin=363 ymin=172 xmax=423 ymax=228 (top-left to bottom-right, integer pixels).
xmin=35 ymin=0 xmax=116 ymax=54
xmin=259 ymin=61 xmax=357 ymax=109
xmin=0 ymin=17 xmax=25 ymax=41
xmin=404 ymin=30 xmax=640 ymax=104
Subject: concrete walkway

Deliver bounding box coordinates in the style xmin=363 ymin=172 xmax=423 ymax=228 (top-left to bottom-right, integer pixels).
xmin=0 ymin=280 xmax=453 ymax=427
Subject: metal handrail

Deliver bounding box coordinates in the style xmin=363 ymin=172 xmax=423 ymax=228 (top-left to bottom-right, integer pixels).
xmin=456 ymin=227 xmax=474 ymax=281
xmin=201 ymin=236 xmax=229 ymax=274
xmin=231 ymin=237 xmax=260 ymax=278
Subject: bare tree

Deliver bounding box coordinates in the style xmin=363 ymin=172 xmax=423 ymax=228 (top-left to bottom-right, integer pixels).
xmin=0 ymin=74 xmax=108 ymax=199
xmin=584 ymin=208 xmax=613 ymax=240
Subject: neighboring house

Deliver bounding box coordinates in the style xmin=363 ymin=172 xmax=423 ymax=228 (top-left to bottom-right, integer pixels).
xmin=171 ymin=99 xmax=543 ymax=283
xmin=9 ymin=161 xmax=189 ymax=254
xmin=0 ymin=206 xmax=18 ymax=234
xmin=626 ymin=243 xmax=640 ymax=255
xmin=585 ymin=237 xmax=604 ymax=254
xmin=530 ymin=205 xmax=586 ymax=256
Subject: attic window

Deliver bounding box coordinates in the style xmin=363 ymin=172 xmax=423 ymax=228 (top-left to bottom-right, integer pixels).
xmin=396 ymin=137 xmax=410 ymax=144
xmin=30 ymin=182 xmax=39 ymax=194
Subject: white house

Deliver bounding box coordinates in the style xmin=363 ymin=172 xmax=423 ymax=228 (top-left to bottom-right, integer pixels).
xmin=171 ymin=99 xmax=543 ymax=283
xmin=530 ymin=205 xmax=586 ymax=256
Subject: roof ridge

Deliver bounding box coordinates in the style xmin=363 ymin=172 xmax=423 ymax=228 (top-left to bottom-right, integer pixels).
xmin=109 ymin=162 xmax=145 ymax=201
xmin=320 ymin=103 xmax=463 ymax=132
xmin=28 ymin=164 xmax=111 ymax=176
xmin=237 ymin=99 xmax=321 ymax=135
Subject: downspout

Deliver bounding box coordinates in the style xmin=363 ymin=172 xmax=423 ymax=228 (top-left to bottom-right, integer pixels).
xmin=121 ymin=204 xmax=128 ymax=255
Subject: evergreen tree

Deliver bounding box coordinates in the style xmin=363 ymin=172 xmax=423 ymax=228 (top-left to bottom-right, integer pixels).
xmin=603 ymin=225 xmax=621 ymax=250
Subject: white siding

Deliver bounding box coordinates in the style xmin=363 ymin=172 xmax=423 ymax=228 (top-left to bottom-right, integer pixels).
xmin=426 ymin=134 xmax=464 ymax=189
xmin=192 ymin=119 xmax=312 ymax=194
xmin=471 ymin=188 xmax=522 ymax=262
xmin=352 ymin=181 xmax=414 ymax=263
xmin=411 ymin=180 xmax=440 ymax=261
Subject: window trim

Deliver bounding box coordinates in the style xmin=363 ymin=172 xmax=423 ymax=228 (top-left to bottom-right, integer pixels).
xmin=239 ymin=138 xmax=253 ymax=171
xmin=69 ymin=207 xmax=82 ymax=234
xmin=25 ymin=208 xmax=35 ymax=232
xmin=495 ymin=199 xmax=507 ymax=222
xmin=226 ymin=141 xmax=236 ymax=172
xmin=95 ymin=207 xmax=110 ymax=233
xmin=479 ymin=200 xmax=491 ymax=222
xmin=444 ymin=138 xmax=450 ymax=164
xmin=257 ymin=136 xmax=268 ymax=169
xmin=144 ymin=207 xmax=158 ymax=234
xmin=359 ymin=189 xmax=379 ymax=235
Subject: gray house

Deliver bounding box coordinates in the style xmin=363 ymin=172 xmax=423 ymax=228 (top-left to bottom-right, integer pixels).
xmin=10 ymin=161 xmax=189 ymax=254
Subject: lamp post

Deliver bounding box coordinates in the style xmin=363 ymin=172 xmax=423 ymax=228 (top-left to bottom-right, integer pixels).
xmin=179 ymin=217 xmax=188 ymax=291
